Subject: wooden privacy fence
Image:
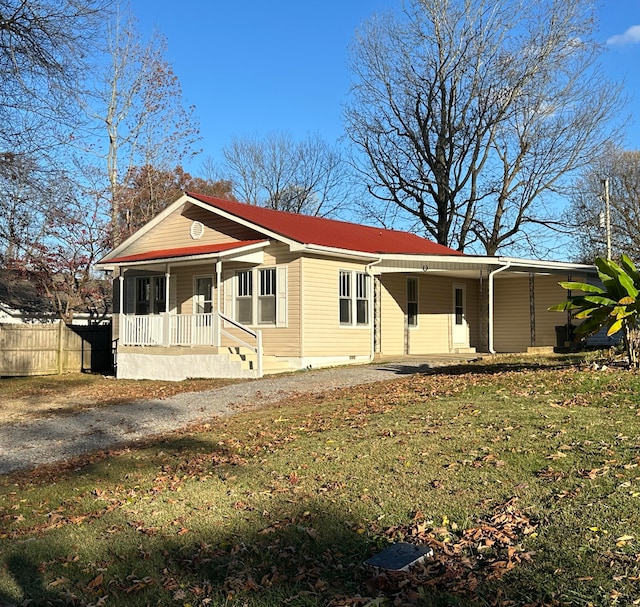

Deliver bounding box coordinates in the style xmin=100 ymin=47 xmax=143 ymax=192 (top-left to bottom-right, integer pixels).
xmin=0 ymin=322 xmax=113 ymax=376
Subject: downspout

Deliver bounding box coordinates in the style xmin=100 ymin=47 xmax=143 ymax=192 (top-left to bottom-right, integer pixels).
xmin=488 ymin=261 xmax=511 ymax=354
xmin=365 ymin=258 xmax=383 ymax=362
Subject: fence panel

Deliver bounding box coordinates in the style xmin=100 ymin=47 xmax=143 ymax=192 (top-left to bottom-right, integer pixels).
xmin=0 ymin=322 xmax=112 ymax=376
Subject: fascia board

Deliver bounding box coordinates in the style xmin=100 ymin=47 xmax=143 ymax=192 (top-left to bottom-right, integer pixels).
xmin=98 ymin=193 xmax=191 ymax=263
xmin=189 ymin=198 xmax=300 ymax=249
xmin=496 ymin=257 xmax=597 ymax=274
xmin=98 ymin=240 xmax=268 ymax=270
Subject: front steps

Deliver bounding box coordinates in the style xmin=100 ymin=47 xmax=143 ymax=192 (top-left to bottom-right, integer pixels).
xmin=225 ymin=347 xmax=292 ymax=376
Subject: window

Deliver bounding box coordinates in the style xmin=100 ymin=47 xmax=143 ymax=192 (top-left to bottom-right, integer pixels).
xmin=154 ymin=276 xmax=166 ymax=314
xmin=339 ymin=270 xmax=369 ymax=326
xmin=136 ymin=277 xmax=150 ymax=315
xmin=356 ymin=273 xmax=368 ymax=325
xmin=194 ymin=277 xmax=213 ymax=314
xmin=407 ymin=277 xmax=418 ymax=327
xmin=454 ymin=287 xmax=464 ymax=325
xmin=339 ymin=271 xmax=351 ymax=324
xmin=228 ymin=267 xmax=286 ymax=327
xmin=236 ymin=270 xmax=253 ymax=324
xmin=258 ymin=268 xmax=276 ymax=324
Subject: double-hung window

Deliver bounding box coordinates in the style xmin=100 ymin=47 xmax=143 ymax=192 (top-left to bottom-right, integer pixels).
xmin=339 ymin=271 xmax=352 ymax=324
xmin=236 ymin=270 xmax=253 ymax=324
xmin=234 ymin=268 xmax=279 ymax=326
xmin=258 ymin=268 xmax=276 ymax=324
xmin=339 ymin=270 xmax=369 ymax=326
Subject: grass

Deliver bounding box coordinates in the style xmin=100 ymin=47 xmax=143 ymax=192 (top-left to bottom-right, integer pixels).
xmin=1 ymin=355 xmax=639 ymax=606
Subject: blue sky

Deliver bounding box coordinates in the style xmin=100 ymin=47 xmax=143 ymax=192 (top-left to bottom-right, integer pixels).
xmin=129 ymin=0 xmax=640 ymax=175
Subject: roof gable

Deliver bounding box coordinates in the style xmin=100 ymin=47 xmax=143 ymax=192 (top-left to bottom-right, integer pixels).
xmin=187 ymin=192 xmax=464 ymax=256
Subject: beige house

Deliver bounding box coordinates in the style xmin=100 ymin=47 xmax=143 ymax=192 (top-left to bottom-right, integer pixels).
xmin=96 ymin=192 xmax=595 ymax=380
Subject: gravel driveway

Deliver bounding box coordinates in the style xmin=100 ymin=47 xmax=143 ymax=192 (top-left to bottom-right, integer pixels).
xmin=0 ymin=358 xmax=472 ymax=476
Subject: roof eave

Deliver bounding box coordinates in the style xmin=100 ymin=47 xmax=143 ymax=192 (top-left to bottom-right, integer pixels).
xmin=96 ymin=240 xmax=269 ymax=270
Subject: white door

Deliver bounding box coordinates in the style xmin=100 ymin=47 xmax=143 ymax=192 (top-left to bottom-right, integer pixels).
xmin=452 ymin=284 xmax=469 ymax=347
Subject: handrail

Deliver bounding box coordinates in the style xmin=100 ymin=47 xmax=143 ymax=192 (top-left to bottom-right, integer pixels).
xmin=218 ymin=311 xmax=258 ymax=338
xmin=218 ymin=311 xmax=263 ymax=378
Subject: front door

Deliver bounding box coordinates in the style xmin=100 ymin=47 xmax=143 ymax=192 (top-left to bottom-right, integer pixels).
xmin=193 ymin=276 xmax=215 ymax=345
xmin=452 ymin=283 xmax=469 ymax=347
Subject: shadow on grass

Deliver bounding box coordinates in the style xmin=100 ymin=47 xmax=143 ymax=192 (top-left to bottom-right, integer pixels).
xmin=0 ymin=497 xmax=539 ymax=607
xmin=0 ymin=434 xmax=568 ymax=607
xmin=377 ymin=354 xmax=591 ymax=378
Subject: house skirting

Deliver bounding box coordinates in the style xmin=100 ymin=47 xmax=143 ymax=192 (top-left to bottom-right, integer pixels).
xmin=116 ymin=351 xmax=257 ymax=381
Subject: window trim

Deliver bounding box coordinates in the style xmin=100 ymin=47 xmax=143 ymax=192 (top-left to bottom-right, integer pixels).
xmin=233 ymin=267 xmax=280 ymax=327
xmin=407 ymin=276 xmax=419 ymax=328
xmin=339 ymin=270 xmax=370 ymax=328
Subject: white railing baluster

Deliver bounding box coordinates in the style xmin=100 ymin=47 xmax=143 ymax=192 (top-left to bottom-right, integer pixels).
xmin=119 ymin=313 xmax=261 ymax=375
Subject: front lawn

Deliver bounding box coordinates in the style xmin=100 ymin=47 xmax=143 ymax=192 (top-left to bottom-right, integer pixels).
xmin=1 ymin=356 xmax=639 ymax=606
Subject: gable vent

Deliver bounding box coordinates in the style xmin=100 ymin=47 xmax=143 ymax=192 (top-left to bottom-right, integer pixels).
xmin=190 ymin=221 xmax=205 ymax=240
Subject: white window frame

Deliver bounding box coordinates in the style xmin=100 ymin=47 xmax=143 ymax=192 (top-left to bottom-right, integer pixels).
xmin=339 ymin=270 xmax=370 ymax=327
xmin=407 ymin=277 xmax=419 ymax=328
xmin=229 ymin=267 xmax=287 ymax=327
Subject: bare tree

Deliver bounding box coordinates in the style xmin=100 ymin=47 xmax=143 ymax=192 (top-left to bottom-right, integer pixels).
xmin=116 ymin=165 xmax=234 ymax=238
xmin=80 ymin=7 xmax=200 ymax=244
xmin=0 ymin=0 xmax=107 ymax=156
xmin=345 ymin=0 xmax=624 ymax=254
xmin=569 ymin=147 xmax=640 ymax=263
xmin=222 ymin=132 xmax=352 ymax=217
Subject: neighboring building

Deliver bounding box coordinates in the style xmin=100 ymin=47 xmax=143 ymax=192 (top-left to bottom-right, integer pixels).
xmin=0 ymin=270 xmax=110 ymax=326
xmin=96 ymin=192 xmax=595 ymax=380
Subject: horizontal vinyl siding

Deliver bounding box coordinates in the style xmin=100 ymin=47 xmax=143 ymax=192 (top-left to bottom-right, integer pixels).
xmin=379 ymin=275 xmax=405 ymax=355
xmin=493 ymin=276 xmax=531 ymax=352
xmin=302 ymin=257 xmax=371 ymax=357
xmin=534 ymin=274 xmax=583 ymax=348
xmin=494 ymin=273 xmax=585 ymax=352
xmin=222 ymin=247 xmax=301 ymax=358
xmin=380 ymin=274 xmax=479 ymax=355
xmin=119 ymin=204 xmax=265 ymax=257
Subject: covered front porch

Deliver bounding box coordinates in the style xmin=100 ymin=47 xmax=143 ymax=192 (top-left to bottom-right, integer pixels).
xmin=118 ymin=311 xmax=264 ymax=378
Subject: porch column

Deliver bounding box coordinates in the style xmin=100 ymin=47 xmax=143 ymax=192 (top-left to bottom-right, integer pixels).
xmin=118 ymin=274 xmax=124 ymax=344
xmin=164 ymin=268 xmax=171 ymax=347
xmin=165 ymin=269 xmax=171 ymax=313
xmin=216 ymin=261 xmax=222 ymax=347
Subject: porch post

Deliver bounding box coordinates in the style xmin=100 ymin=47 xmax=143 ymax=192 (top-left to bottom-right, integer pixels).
xmin=165 ymin=269 xmax=170 ymax=313
xmin=164 ymin=268 xmax=171 ymax=347
xmin=118 ymin=274 xmax=124 ymax=343
xmin=215 ymin=261 xmax=222 ymax=347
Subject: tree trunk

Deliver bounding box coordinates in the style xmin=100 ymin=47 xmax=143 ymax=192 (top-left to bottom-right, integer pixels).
xmin=624 ymin=324 xmax=640 ymax=369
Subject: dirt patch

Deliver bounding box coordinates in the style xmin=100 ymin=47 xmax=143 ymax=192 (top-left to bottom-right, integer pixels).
xmin=0 ymin=374 xmax=240 ymax=424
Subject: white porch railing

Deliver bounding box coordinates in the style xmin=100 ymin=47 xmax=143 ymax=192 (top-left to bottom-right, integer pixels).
xmin=119 ymin=312 xmax=263 ymax=377
xmin=219 ymin=311 xmax=263 ymax=378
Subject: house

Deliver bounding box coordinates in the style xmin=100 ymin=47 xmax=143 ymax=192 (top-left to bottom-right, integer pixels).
xmin=95 ymin=192 xmax=595 ymax=380
xmin=0 ymin=270 xmax=111 ymax=326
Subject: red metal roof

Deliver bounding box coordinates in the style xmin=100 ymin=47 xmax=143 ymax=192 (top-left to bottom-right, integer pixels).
xmin=105 ymin=240 xmax=267 ymax=264
xmin=187 ymin=192 xmax=464 ymax=256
